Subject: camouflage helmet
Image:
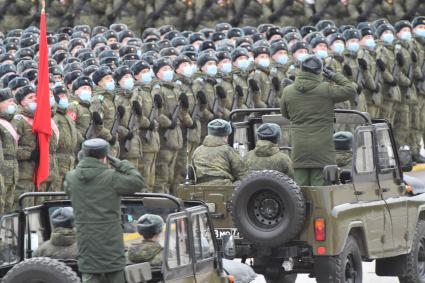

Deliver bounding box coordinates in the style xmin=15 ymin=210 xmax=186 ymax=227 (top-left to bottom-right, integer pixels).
xmin=208 ymin=119 xmax=232 ymax=137
xmin=51 ymin=207 xmax=74 ymax=229
xmin=257 ymin=123 xmax=281 ymax=143
xmin=334 ymin=131 xmax=354 ymax=151
xmin=137 ymin=214 xmax=164 ymax=238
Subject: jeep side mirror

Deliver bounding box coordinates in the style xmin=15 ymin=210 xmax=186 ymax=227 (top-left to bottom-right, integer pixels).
xmin=222 ymin=234 xmax=236 ymax=259
xmin=323 ymin=165 xmax=340 ymax=185
xmin=399 ymin=145 xmax=413 ymax=172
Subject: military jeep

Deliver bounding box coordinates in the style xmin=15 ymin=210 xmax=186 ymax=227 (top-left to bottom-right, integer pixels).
xmin=0 ymin=192 xmax=255 ymax=283
xmin=177 ymin=108 xmax=425 ymax=283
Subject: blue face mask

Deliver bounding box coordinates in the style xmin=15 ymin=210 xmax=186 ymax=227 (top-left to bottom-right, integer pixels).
xmin=140 ymin=72 xmax=152 ymax=84
xmin=5 ymin=105 xmax=16 ymax=115
xmin=275 ymin=55 xmax=288 ymax=65
xmin=382 ymin=33 xmax=395 ymax=44
xmin=79 ymin=90 xmax=92 ymax=102
xmin=183 ymin=66 xmax=193 ymax=77
xmin=191 ymin=64 xmax=198 ymax=74
xmin=400 ymin=32 xmax=412 ymax=41
xmin=205 ymin=65 xmax=217 ymax=76
xmin=123 ymin=78 xmax=134 ymax=90
xmin=28 ymin=102 xmax=37 ymax=113
xmin=296 ymin=53 xmax=307 ymax=62
xmin=54 ymin=81 xmax=63 ymax=88
xmin=50 ymin=96 xmax=56 ymax=107
xmin=162 ymin=70 xmax=174 ymax=82
xmin=316 ymin=50 xmax=328 ymax=59
xmin=237 ymin=59 xmax=250 ymax=70
xmin=258 ymin=58 xmax=270 ymax=68
xmin=332 ymin=42 xmax=345 ymax=54
xmin=221 ymin=63 xmax=232 ymax=74
xmin=415 ymin=29 xmax=425 ymax=38
xmin=347 ymin=42 xmax=360 ymax=53
xmin=105 ymin=81 xmax=115 ymax=92
xmin=58 ymin=98 xmax=69 ymax=109
xmin=364 ymin=38 xmax=376 ymax=49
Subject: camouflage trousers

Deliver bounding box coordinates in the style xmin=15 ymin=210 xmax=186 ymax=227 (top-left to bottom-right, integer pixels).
xmin=154 ymin=149 xmax=179 ymax=194
xmin=2 ymin=182 xmax=15 ymax=213
xmin=294 ymin=168 xmax=325 ymax=186
xmin=82 ymin=270 xmax=125 ymax=283
xmin=139 ymin=152 xmax=157 ymax=193
xmin=393 ymin=102 xmax=410 ymax=147
xmin=54 ymin=154 xmax=76 ymax=192
xmin=14 ymin=179 xmax=36 ymax=209
xmin=408 ymin=97 xmax=424 ymax=155
xmin=380 ymin=99 xmax=396 ymax=125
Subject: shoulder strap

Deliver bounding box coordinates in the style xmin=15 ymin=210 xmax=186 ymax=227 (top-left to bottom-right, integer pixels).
xmin=0 ymin=118 xmax=19 ymax=145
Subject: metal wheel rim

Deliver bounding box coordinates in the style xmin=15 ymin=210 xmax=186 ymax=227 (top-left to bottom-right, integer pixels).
xmin=344 ymin=253 xmax=358 ymax=283
xmin=248 ymin=189 xmax=285 ymax=229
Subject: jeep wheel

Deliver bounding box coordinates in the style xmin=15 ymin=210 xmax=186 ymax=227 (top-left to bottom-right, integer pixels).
xmin=399 ymin=220 xmax=425 ymax=283
xmin=231 ymin=170 xmax=305 ymax=246
xmin=2 ymin=257 xmax=80 ymax=283
xmin=315 ymin=236 xmax=362 ymax=283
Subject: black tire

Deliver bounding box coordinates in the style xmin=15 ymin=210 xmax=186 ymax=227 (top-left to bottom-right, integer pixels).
xmin=266 ymin=274 xmax=297 ymax=283
xmin=231 ymin=170 xmax=305 ymax=246
xmin=315 ymin=236 xmax=363 ymax=283
xmin=2 ymin=257 xmax=80 ymax=283
xmin=399 ymin=220 xmax=425 ymax=283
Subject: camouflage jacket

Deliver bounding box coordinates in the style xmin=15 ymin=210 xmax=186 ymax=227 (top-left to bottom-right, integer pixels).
xmin=0 ymin=113 xmax=18 ymax=184
xmin=128 ymin=240 xmax=163 ymax=266
xmin=33 ymin=227 xmax=78 ymax=260
xmin=245 ymin=140 xmax=294 ymax=178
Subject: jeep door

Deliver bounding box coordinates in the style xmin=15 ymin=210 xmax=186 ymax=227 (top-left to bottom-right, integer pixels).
xmin=352 ymin=126 xmax=386 ymax=256
xmin=375 ymin=124 xmax=408 ymax=254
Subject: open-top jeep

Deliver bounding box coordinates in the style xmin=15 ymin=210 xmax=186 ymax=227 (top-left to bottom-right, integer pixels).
xmin=177 ymin=108 xmax=425 ymax=283
xmin=0 ymin=192 xmax=256 ymax=283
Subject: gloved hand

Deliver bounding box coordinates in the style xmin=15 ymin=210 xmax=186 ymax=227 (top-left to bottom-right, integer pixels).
xmin=206 ymin=77 xmax=217 ymax=85
xmin=248 ymin=79 xmax=259 ymax=92
xmin=126 ymin=131 xmax=134 ymax=140
xmin=179 ymin=93 xmax=189 ymax=109
xmin=235 ymin=85 xmax=244 ymax=97
xmin=154 ymin=94 xmax=163 ymax=109
xmin=411 ymin=50 xmax=418 ymax=63
xmin=117 ymin=105 xmax=125 ymax=119
xmin=282 ymin=78 xmax=294 ymax=88
xmin=396 ymin=53 xmax=404 ymax=67
xmin=108 ymin=136 xmax=116 ymax=146
xmin=272 ymin=77 xmax=280 ymax=92
xmin=215 ymin=85 xmax=227 ymax=98
xmin=169 ymin=120 xmax=177 ymax=129
xmin=132 ymin=101 xmax=142 ymax=116
xmin=376 ymin=59 xmax=386 ymax=71
xmin=196 ymin=91 xmax=208 ymax=104
xmin=343 ymin=64 xmax=353 ymax=77
xmin=107 ymin=154 xmax=122 ymax=169
xmin=30 ymin=149 xmax=39 ymax=162
xmin=92 ymin=112 xmax=103 ymax=125
xmin=389 ymin=78 xmax=398 ymax=87
xmin=322 ymin=67 xmax=336 ymax=80
xmin=357 ymin=58 xmax=368 ymax=70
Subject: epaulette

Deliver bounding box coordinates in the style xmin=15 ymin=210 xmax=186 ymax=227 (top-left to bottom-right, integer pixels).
xmin=97 ymin=95 xmax=104 ymax=102
xmin=175 ymin=80 xmax=182 ymax=86
xmin=14 ymin=114 xmax=22 ymax=120
xmin=195 ymin=77 xmax=203 ymax=82
xmin=153 ymin=84 xmax=161 ymax=89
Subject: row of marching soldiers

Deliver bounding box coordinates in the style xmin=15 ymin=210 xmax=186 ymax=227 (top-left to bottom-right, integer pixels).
xmin=1 ymin=16 xmax=425 ymax=213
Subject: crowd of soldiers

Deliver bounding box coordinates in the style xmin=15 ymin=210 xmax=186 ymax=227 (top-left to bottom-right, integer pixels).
xmin=0 ymin=14 xmax=425 ymax=213
xmin=1 ymin=0 xmax=424 ymax=35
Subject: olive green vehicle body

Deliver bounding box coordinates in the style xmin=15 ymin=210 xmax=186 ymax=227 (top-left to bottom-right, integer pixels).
xmin=177 ymin=109 xmax=425 ymax=276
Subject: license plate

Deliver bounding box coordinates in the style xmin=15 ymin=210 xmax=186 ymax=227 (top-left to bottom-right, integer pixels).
xmin=214 ymin=228 xmax=241 ymax=239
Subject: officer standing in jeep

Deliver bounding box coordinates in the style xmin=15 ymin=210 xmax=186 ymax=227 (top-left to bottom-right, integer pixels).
xmin=280 ymin=55 xmax=357 ymax=186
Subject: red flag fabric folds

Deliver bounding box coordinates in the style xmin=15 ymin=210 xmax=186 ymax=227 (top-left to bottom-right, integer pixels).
xmin=32 ymin=10 xmax=51 ymax=189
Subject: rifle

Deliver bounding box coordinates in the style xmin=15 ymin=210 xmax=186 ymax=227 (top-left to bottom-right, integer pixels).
xmin=267 ymin=83 xmax=277 ymax=108
xmin=191 ymin=98 xmax=202 ymax=123
xmin=124 ymin=109 xmax=139 ymax=152
xmin=212 ymin=95 xmax=224 ymax=117
xmin=372 ymin=67 xmax=383 ymax=105
xmin=111 ymin=111 xmax=121 ymax=139
xmin=145 ymin=0 xmax=175 ymax=28
xmin=245 ymin=88 xmax=255 ymax=109
xmin=164 ymin=104 xmax=181 ymax=142
xmin=230 ymin=0 xmax=250 ymax=26
xmin=406 ymin=63 xmax=413 ymax=99
xmin=144 ymin=102 xmax=158 ymax=142
xmin=85 ymin=121 xmax=95 ymax=139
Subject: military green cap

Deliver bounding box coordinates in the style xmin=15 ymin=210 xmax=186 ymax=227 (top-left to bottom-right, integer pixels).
xmin=81 ymin=138 xmax=109 ymax=159
xmin=257 ymin=123 xmax=281 ymax=143
xmin=334 ymin=131 xmax=353 ymax=151
xmin=137 ymin=214 xmax=164 ymax=238
xmin=301 ymin=55 xmax=322 ymax=75
xmin=208 ymin=119 xmax=232 ymax=137
xmin=51 ymin=207 xmax=74 ymax=229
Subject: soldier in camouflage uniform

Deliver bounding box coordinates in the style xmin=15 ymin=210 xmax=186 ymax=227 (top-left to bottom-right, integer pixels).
xmin=34 ymin=207 xmax=77 ymax=260
xmin=52 ymin=86 xmax=78 ymax=190
xmin=314 ymin=0 xmax=360 ymax=26
xmin=334 ymin=131 xmax=353 ymax=169
xmin=151 ymin=0 xmax=190 ymax=30
xmin=360 ymin=0 xmax=405 ymax=23
xmin=132 ymin=61 xmax=160 ymax=192
xmin=110 ymin=0 xmax=146 ymax=36
xmin=232 ymin=0 xmax=271 ymax=27
xmin=216 ymin=50 xmax=236 ymax=119
xmin=152 ymin=58 xmax=191 ymax=194
xmin=46 ymin=0 xmax=73 ymax=31
xmin=270 ymin=41 xmax=290 ymax=85
xmin=0 ymin=0 xmax=37 ymax=32
xmin=0 ymin=89 xmax=18 ymax=212
xmin=128 ymin=214 xmax=164 ymax=266
xmin=269 ymin=0 xmax=313 ymax=27
xmin=113 ymin=66 xmax=143 ymax=168
xmin=192 ymin=0 xmax=234 ymax=30
xmin=72 ymin=0 xmax=111 ymax=27
xmin=245 ymin=123 xmax=294 ymax=178
xmin=231 ymin=48 xmax=253 ymax=113
xmin=192 ymin=119 xmax=247 ymax=185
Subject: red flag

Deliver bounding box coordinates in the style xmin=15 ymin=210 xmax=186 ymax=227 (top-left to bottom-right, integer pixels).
xmin=32 ymin=8 xmax=51 ymax=189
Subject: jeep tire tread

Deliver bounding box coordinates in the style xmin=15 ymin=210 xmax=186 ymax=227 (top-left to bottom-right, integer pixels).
xmin=231 ymin=170 xmax=305 ymax=246
xmin=2 ymin=257 xmax=80 ymax=283
xmin=399 ymin=220 xmax=425 ymax=283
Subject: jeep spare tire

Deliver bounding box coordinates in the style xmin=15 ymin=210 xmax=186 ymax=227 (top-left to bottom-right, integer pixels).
xmin=2 ymin=257 xmax=80 ymax=283
xmin=232 ymin=170 xmax=305 ymax=246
